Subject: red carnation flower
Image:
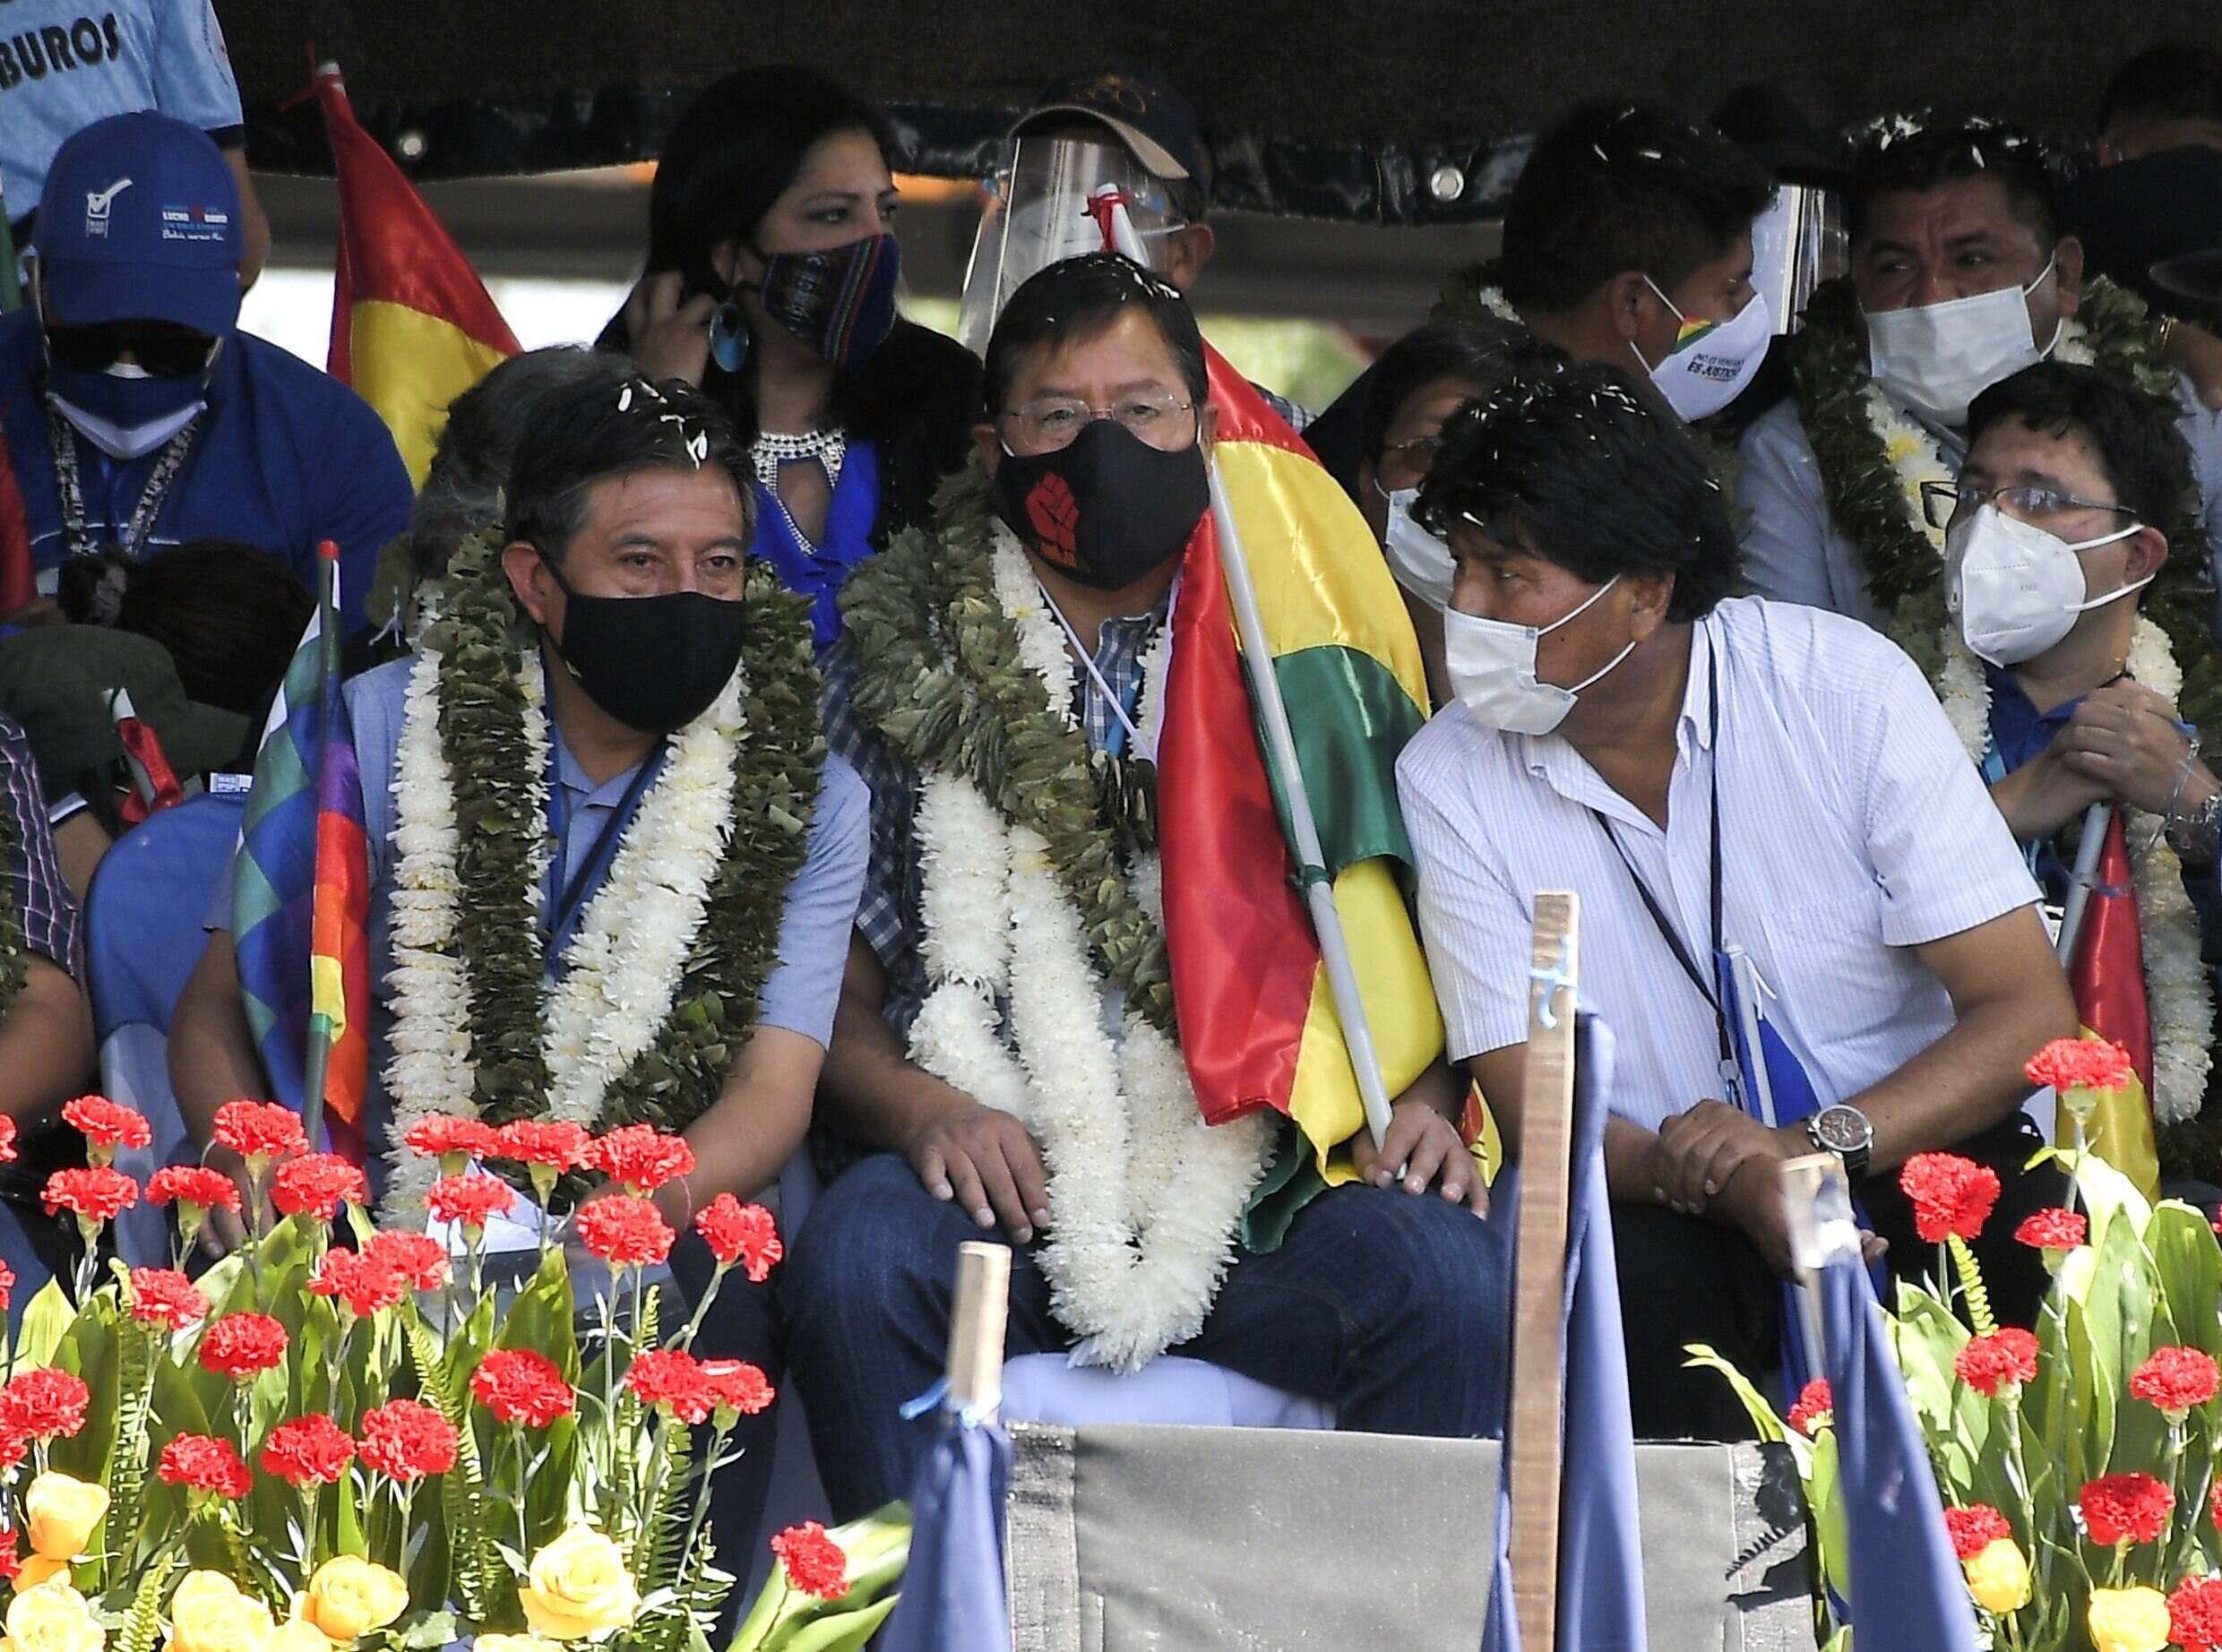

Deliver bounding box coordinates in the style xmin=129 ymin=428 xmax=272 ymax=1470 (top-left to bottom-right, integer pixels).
xmin=362 ymin=1231 xmax=452 ymax=1291
xmin=701 ymin=1359 xmax=775 ymax=1419
xmin=0 ymin=1540 xmax=17 ymax=1584
xmin=258 ymin=1414 xmax=357 ymax=1487
xmin=42 ymin=1166 xmax=140 ymax=1225
xmin=583 ymin=1124 xmax=695 ymax=1193
xmin=212 ymin=1099 xmax=307 ymax=1162
xmin=271 ymin=1153 xmax=370 ymax=1221
xmin=61 ymin=1095 xmax=152 ymax=1151
xmin=426 ymin=1174 xmax=516 ymax=1231
xmin=0 ymin=1367 xmax=90 ymax=1440
xmin=695 ymin=1195 xmax=782 ymax=1281
xmin=2080 ymin=1472 xmax=2175 ymax=1546
xmin=128 ymin=1267 xmax=210 ymax=1331
xmin=0 ymin=1260 xmax=13 ymax=1314
xmin=2024 ymin=1037 xmax=2137 ymax=1097
xmin=1899 ymin=1153 xmax=2002 ymax=1243
xmin=770 ymin=1521 xmax=849 ymax=1600
xmin=0 ymin=1428 xmax=25 ymax=1473
xmin=198 ymin=1312 xmax=289 ymax=1381
xmin=357 ymin=1398 xmax=458 ymax=1482
xmin=494 ymin=1119 xmax=589 ymax=1172
xmin=0 ymin=1113 xmax=13 ymax=1164
xmin=1955 ymin=1329 xmax=2039 ymax=1398
xmin=404 ymin=1115 xmax=499 ymax=1161
xmin=625 ymin=1348 xmax=716 ymax=1424
xmin=576 ymin=1195 xmax=675 ymax=1269
xmin=472 ymin=1349 xmax=575 ymax=1429
xmin=146 ymin=1164 xmax=243 ymax=1215
xmin=2131 ymin=1346 xmax=2222 ymax=1419
xmin=1942 ymin=1503 xmax=2013 ymax=1562
xmin=158 ymin=1433 xmax=253 ymax=1499
xmin=2172 ymin=1574 xmax=2222 ymax=1652
xmin=2013 ymin=1208 xmax=2089 ymax=1251
xmin=307 ymin=1250 xmax=409 ymax=1318
xmin=1786 ymin=1379 xmax=1833 ymax=1437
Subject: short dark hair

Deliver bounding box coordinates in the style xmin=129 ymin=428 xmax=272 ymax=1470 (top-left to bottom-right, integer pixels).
xmin=1967 ymin=360 xmax=2196 ymax=535
xmin=112 ymin=541 xmax=315 ymax=724
xmin=1500 ymin=101 xmax=1775 ymax=315
xmin=1416 ymin=360 xmax=1740 ymax=622
xmin=1847 ymin=119 xmax=2059 ymax=247
xmin=505 ymin=373 xmax=751 ymax=561
xmin=1358 ymin=318 xmax=1549 ymax=461
xmin=981 ymin=253 xmax=1207 ymax=418
xmin=2099 ymin=43 xmax=2222 ymax=136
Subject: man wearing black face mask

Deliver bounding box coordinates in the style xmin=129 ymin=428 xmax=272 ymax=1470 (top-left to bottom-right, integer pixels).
xmin=0 ymin=112 xmax=409 ymax=632
xmin=170 ymin=372 xmax=868 ymax=1570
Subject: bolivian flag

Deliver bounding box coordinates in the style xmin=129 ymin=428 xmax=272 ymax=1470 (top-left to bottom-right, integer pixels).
xmin=314 ymin=64 xmax=518 ymax=486
xmin=1159 ymin=347 xmax=1460 ymax=1243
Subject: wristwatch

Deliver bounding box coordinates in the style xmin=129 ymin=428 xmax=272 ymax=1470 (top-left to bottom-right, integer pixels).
xmin=1804 ymin=1104 xmax=1873 ymax=1185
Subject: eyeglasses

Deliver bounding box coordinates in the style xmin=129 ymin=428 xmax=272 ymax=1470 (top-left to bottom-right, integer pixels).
xmin=1000 ymin=392 xmax=1196 ymax=453
xmin=1920 ymin=479 xmax=2137 ymax=531
xmin=46 ymin=323 xmax=219 ymax=379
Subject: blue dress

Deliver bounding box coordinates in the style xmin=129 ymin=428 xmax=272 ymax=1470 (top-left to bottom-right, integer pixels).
xmin=749 ymin=440 xmax=882 ymax=653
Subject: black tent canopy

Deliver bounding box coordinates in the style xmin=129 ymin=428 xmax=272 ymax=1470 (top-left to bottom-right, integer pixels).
xmin=217 ymin=0 xmax=2217 ymax=222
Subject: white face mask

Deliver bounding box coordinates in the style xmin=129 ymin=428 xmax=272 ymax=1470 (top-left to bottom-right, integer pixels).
xmin=1864 ymin=254 xmax=2059 ymax=426
xmin=1633 ymin=280 xmax=1772 ymax=422
xmin=1945 ymin=503 xmax=2148 ymax=666
xmin=1375 ymin=481 xmax=1455 ymax=612
xmin=1443 ymin=574 xmax=1635 ymax=736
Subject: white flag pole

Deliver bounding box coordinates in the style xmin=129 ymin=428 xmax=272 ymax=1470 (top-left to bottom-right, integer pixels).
xmin=2056 ymin=801 xmax=2113 ymax=963
xmin=1206 ymin=460 xmax=1395 ymax=1151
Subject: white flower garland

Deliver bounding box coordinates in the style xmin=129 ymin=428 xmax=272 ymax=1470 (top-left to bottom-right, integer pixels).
xmin=1468 ymin=284 xmax=1523 ymax=327
xmin=382 ymin=647 xmax=750 ymax=1213
xmin=907 ymin=530 xmax=1274 ymax=1370
xmin=1865 ymin=328 xmax=2215 ymax=1126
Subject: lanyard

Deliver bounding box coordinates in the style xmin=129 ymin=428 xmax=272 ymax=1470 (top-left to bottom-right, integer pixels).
xmin=47 ymin=405 xmax=202 ymax=563
xmin=1037 ymin=579 xmax=1149 ymax=758
xmin=544 ymin=744 xmax=667 ymax=965
xmin=1589 ymin=634 xmax=1739 ymax=1092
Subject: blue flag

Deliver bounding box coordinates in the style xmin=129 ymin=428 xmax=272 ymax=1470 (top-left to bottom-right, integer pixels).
xmin=1817 ymin=1246 xmax=1977 ymax=1649
xmin=878 ymin=1415 xmax=1013 ymax=1652
xmin=1484 ymin=1013 xmax=1647 ymax=1652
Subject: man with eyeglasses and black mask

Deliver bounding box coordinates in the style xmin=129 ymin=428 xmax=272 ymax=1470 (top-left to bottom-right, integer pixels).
xmin=796 ymin=254 xmax=1508 ymax=1519
xmin=0 ymin=112 xmax=409 ymax=632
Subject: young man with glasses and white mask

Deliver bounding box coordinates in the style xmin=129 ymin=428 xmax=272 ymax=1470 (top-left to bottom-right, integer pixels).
xmin=1398 ymin=361 xmax=2076 ymax=1441
xmin=1736 ymin=119 xmax=2222 ymax=637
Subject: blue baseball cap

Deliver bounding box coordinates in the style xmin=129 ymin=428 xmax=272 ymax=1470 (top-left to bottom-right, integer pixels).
xmin=36 ymin=112 xmax=243 ymax=338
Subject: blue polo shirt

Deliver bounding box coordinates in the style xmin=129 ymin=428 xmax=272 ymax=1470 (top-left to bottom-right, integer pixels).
xmin=0 ymin=309 xmax=410 ymax=632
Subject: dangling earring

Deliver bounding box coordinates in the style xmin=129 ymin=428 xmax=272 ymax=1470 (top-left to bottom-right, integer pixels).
xmin=709 ymin=297 xmax=750 ymax=374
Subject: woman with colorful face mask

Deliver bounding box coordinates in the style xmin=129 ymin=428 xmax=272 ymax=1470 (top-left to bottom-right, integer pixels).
xmin=600 ymin=67 xmax=981 ymax=650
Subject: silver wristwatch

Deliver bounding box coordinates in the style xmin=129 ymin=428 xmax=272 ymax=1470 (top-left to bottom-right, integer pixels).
xmin=1804 ymin=1104 xmax=1873 ymax=1184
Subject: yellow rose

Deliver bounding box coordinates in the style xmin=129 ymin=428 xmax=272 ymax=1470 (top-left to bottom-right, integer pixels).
xmin=263 ymin=1623 xmax=337 ymax=1652
xmin=472 ymin=1639 xmax=567 ymax=1652
xmin=517 ymin=1527 xmax=641 ymax=1641
xmin=13 ymin=1559 xmax=69 ymax=1592
xmin=1959 ymin=1536 xmax=2031 ymax=1614
xmin=168 ymin=1571 xmax=276 ymax=1652
xmin=2089 ymin=1585 xmax=2172 ymax=1652
xmin=296 ymin=1556 xmax=408 ymax=1642
xmin=22 ymin=1476 xmax=108 ymax=1562
xmin=0 ymin=1579 xmax=106 ymax=1652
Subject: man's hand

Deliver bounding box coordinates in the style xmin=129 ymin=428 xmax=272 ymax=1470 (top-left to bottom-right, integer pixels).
xmin=1711 ymin=1157 xmax=1890 ymax=1281
xmin=622 ymin=271 xmax=719 ymax=387
xmin=2055 ymin=680 xmax=2207 ymax=815
xmin=2165 ymin=319 xmax=2222 ymax=411
xmin=195 ymin=1144 xmax=254 ymax=1259
xmin=1349 ymin=1098 xmax=1488 ymax=1213
xmin=1990 ymin=745 xmax=2112 ymax=841
xmin=909 ymin=1100 xmax=1052 ymax=1244
xmin=1653 ymin=1100 xmax=1796 ymax=1215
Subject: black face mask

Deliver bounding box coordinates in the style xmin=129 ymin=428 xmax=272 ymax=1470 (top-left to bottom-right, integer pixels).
xmin=538 ymin=554 xmax=748 ymax=735
xmin=987 ymin=418 xmax=1208 ymax=591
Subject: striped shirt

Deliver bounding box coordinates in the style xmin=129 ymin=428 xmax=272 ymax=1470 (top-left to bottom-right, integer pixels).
xmin=1397 ymin=597 xmax=2039 ymax=1132
xmin=0 ymin=716 xmax=83 ymax=977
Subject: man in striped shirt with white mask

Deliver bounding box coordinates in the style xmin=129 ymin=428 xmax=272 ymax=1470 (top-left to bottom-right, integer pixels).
xmin=1398 ymin=360 xmax=2078 ymax=1441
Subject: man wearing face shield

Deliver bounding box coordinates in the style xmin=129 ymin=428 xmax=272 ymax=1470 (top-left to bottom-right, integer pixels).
xmin=1735 ymin=119 xmax=2222 ymax=637
xmin=0 ymin=113 xmax=409 ymax=633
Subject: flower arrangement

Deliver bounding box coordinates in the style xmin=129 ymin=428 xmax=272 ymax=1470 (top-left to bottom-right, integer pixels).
xmin=1696 ymin=1037 xmax=2222 ymax=1651
xmin=0 ymin=1093 xmax=883 ymax=1652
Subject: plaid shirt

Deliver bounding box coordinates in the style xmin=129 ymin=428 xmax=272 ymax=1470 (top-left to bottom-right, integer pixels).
xmin=0 ymin=717 xmax=83 ymax=977
xmin=824 ymin=594 xmax=1169 ymax=1035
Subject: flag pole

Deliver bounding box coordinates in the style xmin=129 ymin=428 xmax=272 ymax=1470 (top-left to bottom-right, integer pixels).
xmin=1207 ymin=460 xmax=1395 ymax=1151
xmin=2056 ymin=802 xmax=2112 ymax=963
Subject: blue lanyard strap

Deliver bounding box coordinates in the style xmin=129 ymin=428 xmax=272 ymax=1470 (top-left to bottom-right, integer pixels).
xmin=545 ymin=743 xmax=667 ymax=965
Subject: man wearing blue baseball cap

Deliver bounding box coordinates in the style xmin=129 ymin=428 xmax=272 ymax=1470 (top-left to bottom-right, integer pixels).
xmin=0 ymin=112 xmax=409 ymax=633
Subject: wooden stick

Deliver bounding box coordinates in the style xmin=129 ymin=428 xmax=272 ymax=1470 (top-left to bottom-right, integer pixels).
xmin=1509 ymin=891 xmax=1580 ymax=1652
xmin=946 ymin=1241 xmax=1013 ymax=1422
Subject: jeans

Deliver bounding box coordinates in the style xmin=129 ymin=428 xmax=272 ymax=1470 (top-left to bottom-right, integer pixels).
xmin=665 ymin=1230 xmax=784 ymax=1589
xmin=783 ymin=1152 xmax=1513 ymax=1519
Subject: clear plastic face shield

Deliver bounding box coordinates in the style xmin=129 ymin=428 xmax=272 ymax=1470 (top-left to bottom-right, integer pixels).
xmin=957 ymin=136 xmax=1186 ymax=356
xmin=1747 ymin=183 xmax=1848 ymax=334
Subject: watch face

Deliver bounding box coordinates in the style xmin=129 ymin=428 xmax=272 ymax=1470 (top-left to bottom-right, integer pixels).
xmin=1813 ymin=1106 xmax=1870 ymax=1153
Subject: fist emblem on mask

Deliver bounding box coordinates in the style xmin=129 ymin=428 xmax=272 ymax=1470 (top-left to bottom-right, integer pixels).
xmin=1026 ymin=472 xmax=1082 ymax=566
